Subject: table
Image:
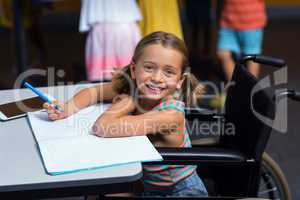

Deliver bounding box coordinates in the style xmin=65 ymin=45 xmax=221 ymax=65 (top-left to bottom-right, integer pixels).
xmin=0 ymin=84 xmax=143 ymax=198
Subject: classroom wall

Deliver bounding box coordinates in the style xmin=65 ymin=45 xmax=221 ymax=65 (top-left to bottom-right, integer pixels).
xmin=266 ymin=0 xmax=300 ymax=6
xmin=51 ymin=0 xmax=300 ymax=13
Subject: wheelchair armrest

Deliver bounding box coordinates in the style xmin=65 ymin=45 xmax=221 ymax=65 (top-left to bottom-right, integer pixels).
xmin=184 ymin=107 xmax=223 ymax=121
xmin=184 ymin=107 xmax=217 ymax=114
xmin=145 ymin=147 xmax=246 ymax=165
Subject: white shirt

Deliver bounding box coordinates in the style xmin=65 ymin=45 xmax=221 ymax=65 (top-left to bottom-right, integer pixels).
xmin=79 ymin=0 xmax=142 ymax=32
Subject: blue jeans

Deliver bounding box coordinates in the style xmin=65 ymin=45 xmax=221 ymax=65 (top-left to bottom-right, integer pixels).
xmin=139 ymin=172 xmax=208 ymax=197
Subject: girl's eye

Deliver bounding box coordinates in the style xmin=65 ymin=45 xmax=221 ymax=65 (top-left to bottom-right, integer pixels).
xmin=144 ymin=65 xmax=154 ymax=71
xmin=164 ymin=69 xmax=176 ymax=77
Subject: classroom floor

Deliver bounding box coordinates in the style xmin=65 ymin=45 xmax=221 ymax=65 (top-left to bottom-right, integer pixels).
xmin=0 ymin=13 xmax=299 ymax=199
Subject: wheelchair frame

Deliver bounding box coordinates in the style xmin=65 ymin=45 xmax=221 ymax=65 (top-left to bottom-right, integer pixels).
xmin=145 ymin=55 xmax=291 ymax=199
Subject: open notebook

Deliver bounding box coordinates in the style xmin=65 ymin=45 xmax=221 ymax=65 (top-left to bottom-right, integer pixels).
xmin=27 ymin=104 xmax=162 ymax=175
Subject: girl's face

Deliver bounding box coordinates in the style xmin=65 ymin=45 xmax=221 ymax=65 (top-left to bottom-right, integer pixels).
xmin=130 ymin=44 xmax=185 ymax=101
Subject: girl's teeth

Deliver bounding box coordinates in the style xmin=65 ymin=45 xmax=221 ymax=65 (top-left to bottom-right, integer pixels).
xmin=150 ymin=86 xmax=158 ymax=90
xmin=148 ymin=84 xmax=162 ymax=90
xmin=147 ymin=84 xmax=161 ymax=93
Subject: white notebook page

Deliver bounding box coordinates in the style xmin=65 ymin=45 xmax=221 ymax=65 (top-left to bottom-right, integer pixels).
xmin=27 ymin=104 xmax=162 ymax=175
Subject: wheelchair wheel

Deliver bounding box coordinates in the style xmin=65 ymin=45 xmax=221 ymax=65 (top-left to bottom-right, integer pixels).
xmin=258 ymin=153 xmax=292 ymax=200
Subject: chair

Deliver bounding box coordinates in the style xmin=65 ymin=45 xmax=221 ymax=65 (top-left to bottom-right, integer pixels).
xmin=102 ymin=55 xmax=281 ymax=199
xmin=147 ymin=59 xmax=276 ymax=198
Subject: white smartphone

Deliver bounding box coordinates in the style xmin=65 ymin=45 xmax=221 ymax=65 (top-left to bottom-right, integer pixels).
xmin=0 ymin=97 xmax=44 ymax=121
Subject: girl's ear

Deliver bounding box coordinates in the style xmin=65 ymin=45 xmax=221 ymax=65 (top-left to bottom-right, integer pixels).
xmin=130 ymin=62 xmax=136 ymax=80
xmin=177 ymin=75 xmax=186 ymax=89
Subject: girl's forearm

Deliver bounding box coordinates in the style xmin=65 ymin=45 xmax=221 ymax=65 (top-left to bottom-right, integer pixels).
xmin=65 ymin=82 xmax=117 ymax=114
xmin=65 ymin=86 xmax=98 ymax=113
xmin=93 ymin=97 xmax=136 ymax=136
xmin=101 ymin=97 xmax=135 ymax=119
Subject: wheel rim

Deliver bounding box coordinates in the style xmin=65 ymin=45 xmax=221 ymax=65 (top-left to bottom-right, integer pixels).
xmin=258 ymin=159 xmax=287 ymax=200
xmin=259 ymin=168 xmax=281 ymax=199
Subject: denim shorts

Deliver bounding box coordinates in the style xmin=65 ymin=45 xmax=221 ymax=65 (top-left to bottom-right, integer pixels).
xmin=138 ymin=172 xmax=208 ymax=197
xmin=217 ymin=27 xmax=263 ymax=54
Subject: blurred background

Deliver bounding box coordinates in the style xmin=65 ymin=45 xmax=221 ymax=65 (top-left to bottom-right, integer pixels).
xmin=0 ymin=0 xmax=299 ymax=199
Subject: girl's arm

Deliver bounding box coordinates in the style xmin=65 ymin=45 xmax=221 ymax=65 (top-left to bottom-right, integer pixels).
xmin=67 ymin=82 xmax=117 ymax=112
xmin=92 ymin=96 xmax=185 ymax=145
xmin=44 ymin=82 xmax=117 ymax=120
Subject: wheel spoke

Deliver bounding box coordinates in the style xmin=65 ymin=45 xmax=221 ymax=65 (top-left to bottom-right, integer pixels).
xmin=260 ymin=174 xmax=273 ymax=189
xmin=258 ymin=187 xmax=278 ymax=195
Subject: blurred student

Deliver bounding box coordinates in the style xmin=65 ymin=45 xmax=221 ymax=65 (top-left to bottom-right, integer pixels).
xmin=79 ymin=0 xmax=142 ymax=81
xmin=138 ymin=0 xmax=183 ymax=40
xmin=217 ymin=0 xmax=267 ymax=81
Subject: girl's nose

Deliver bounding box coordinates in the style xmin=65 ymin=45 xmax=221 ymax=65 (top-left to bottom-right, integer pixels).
xmin=151 ymin=70 xmax=164 ymax=83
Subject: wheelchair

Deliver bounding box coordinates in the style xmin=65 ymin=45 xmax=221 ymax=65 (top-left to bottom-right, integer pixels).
xmin=145 ymin=55 xmax=293 ymax=199
xmin=99 ymin=55 xmax=294 ymax=200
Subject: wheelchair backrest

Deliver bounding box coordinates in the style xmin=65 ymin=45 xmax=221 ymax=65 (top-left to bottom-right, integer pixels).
xmin=221 ymin=64 xmax=275 ymax=160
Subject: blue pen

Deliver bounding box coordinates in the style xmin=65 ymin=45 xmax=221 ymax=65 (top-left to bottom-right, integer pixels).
xmin=24 ymin=82 xmax=64 ymax=112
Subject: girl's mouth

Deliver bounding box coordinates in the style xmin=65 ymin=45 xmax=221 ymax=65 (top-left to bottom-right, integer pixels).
xmin=145 ymin=83 xmax=165 ymax=94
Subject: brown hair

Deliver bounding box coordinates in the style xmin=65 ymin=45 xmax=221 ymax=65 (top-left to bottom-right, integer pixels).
xmin=112 ymin=31 xmax=204 ymax=106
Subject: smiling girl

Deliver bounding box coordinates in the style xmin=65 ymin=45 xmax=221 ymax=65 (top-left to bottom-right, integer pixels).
xmin=44 ymin=31 xmax=207 ymax=197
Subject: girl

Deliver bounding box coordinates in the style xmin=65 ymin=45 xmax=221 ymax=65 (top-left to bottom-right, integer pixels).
xmin=44 ymin=31 xmax=208 ymax=197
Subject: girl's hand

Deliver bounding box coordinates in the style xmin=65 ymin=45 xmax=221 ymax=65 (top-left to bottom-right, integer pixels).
xmin=92 ymin=94 xmax=136 ymax=137
xmin=112 ymin=94 xmax=136 ymax=112
xmin=112 ymin=94 xmax=131 ymax=104
xmin=43 ymin=100 xmax=70 ymax=121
